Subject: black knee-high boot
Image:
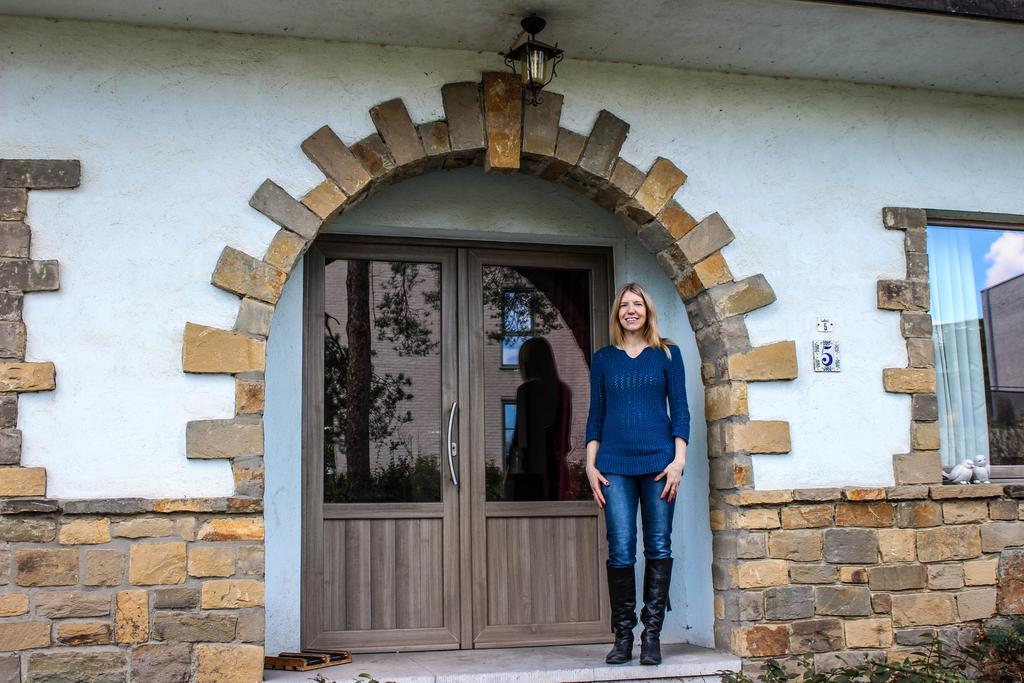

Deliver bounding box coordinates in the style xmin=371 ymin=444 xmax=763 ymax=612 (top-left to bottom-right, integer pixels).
xmin=639 ymin=558 xmax=672 ymax=665
xmin=605 ymin=563 xmax=637 ymax=664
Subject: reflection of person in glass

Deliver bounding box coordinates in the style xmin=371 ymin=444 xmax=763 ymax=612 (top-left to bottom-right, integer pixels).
xmin=585 ymin=283 xmax=689 ymax=666
xmin=505 ymin=337 xmax=572 ymax=502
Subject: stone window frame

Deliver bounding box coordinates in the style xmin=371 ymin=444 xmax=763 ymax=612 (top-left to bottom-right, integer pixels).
xmin=880 ymin=207 xmax=1024 ymax=484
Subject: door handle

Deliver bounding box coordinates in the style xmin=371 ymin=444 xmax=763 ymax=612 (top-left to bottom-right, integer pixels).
xmin=446 ymin=401 xmax=459 ymax=486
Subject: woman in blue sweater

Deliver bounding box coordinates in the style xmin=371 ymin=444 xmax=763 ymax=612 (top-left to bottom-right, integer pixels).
xmin=585 ymin=282 xmax=689 ymax=666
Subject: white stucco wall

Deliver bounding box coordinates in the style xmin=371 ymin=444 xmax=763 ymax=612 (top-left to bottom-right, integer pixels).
xmin=264 ymin=170 xmax=714 ymax=651
xmin=4 ymin=14 xmax=1024 ymax=497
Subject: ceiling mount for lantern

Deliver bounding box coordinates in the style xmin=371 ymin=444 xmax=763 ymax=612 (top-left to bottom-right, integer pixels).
xmin=504 ymin=14 xmax=564 ymax=106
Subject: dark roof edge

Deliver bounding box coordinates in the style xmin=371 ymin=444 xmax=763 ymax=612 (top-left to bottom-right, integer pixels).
xmin=804 ymin=0 xmax=1024 ymax=24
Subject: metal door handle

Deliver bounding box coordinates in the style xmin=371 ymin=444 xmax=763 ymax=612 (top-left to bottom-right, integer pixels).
xmin=446 ymin=401 xmax=459 ymax=486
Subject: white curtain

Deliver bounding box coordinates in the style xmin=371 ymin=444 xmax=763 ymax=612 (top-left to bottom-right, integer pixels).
xmin=927 ymin=229 xmax=990 ymax=468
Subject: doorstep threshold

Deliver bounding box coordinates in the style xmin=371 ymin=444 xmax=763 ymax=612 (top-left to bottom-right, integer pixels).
xmin=263 ymin=642 xmax=739 ymax=682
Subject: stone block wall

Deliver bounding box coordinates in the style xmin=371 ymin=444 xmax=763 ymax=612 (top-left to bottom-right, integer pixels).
xmin=0 ymin=501 xmax=265 ymax=682
xmin=716 ymin=482 xmax=1024 ymax=674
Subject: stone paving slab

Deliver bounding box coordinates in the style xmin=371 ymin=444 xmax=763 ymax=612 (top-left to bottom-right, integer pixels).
xmin=264 ymin=642 xmax=737 ymax=682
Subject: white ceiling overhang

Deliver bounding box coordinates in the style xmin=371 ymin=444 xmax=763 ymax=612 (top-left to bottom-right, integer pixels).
xmin=2 ymin=0 xmax=1024 ymax=98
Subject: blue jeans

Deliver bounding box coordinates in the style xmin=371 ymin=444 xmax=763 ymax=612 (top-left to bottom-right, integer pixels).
xmin=603 ymin=473 xmax=675 ymax=568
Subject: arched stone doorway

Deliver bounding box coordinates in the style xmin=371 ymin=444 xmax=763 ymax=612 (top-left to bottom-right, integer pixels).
xmin=181 ymin=71 xmax=799 ymax=656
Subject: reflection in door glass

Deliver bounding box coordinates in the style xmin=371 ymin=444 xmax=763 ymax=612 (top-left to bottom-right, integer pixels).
xmin=323 ymin=258 xmax=442 ymax=503
xmin=483 ymin=265 xmax=592 ymax=502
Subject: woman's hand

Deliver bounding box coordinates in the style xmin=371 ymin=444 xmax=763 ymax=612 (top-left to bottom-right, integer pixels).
xmin=586 ymin=464 xmax=610 ymax=508
xmin=655 ymin=460 xmax=685 ymax=502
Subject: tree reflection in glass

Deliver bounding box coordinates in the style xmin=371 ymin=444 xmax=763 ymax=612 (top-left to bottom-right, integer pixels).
xmin=323 ymin=260 xmax=442 ymax=503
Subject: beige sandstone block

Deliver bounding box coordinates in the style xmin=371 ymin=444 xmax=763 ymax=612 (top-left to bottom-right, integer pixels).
xmin=768 ymin=530 xmax=823 ymax=562
xmin=115 ymin=590 xmax=149 ymax=643
xmin=0 ymin=466 xmax=45 ymax=496
xmin=111 ymin=517 xmax=174 ymax=539
xmin=836 ymin=502 xmax=895 ymax=527
xmin=84 ymin=548 xmax=124 ymax=586
xmin=0 ymin=592 xmax=28 ymax=616
xmin=264 ymin=229 xmax=307 ymax=274
xmin=201 ymin=579 xmax=265 ymax=609
xmin=182 ymin=323 xmax=265 ymax=374
xmin=0 ymin=362 xmax=55 ymax=392
xmin=725 ymin=421 xmax=791 ymax=454
xmin=189 ymin=547 xmax=235 ymax=578
xmin=957 ymin=588 xmax=997 ymax=621
xmin=0 ymin=620 xmax=50 ymax=651
xmin=942 ymin=501 xmax=988 ymax=524
xmin=727 ymin=341 xmax=798 ymax=381
xmin=482 ymin=73 xmax=522 ymax=173
xmin=917 ymin=526 xmax=981 ymax=562
xmin=176 ymin=517 xmax=198 ymax=541
xmin=883 ymin=368 xmax=936 ymax=394
xmin=56 ymin=620 xmax=112 ymax=646
xmin=839 ymin=567 xmax=869 ymax=584
xmin=911 ymin=422 xmax=940 ymax=450
xmin=704 ymin=382 xmax=748 ymax=421
xmin=736 ymin=508 xmax=781 ymax=530
xmin=235 ymin=377 xmax=265 ymax=415
xmin=197 ymin=518 xmax=265 ymax=541
xmin=729 ymin=490 xmax=793 ymax=506
xmin=844 ymin=618 xmax=893 ymax=648
xmin=731 ymin=625 xmax=789 ymax=657
xmin=879 ymin=528 xmax=917 ymax=562
xmin=679 ymin=252 xmax=732 ymax=299
xmin=129 ymin=542 xmax=186 ymax=585
xmin=963 ymin=558 xmax=998 ymax=586
xmin=194 ymin=644 xmax=264 ymax=683
xmin=16 ymin=548 xmax=77 ymax=586
xmin=301 ymin=180 xmax=346 ymax=221
xmin=732 ymin=559 xmax=789 ymax=588
xmin=927 ymin=564 xmax=964 ymax=589
xmin=634 ymin=158 xmax=687 ymax=217
xmin=59 ymin=518 xmax=111 ymax=545
xmin=782 ymin=504 xmax=833 ymax=529
xmin=35 ymin=591 xmax=110 ymax=618
xmin=891 ymin=593 xmax=956 ymax=627
xmin=843 ymin=488 xmax=887 ymax=501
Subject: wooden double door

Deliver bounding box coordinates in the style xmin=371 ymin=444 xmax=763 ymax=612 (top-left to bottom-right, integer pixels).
xmin=302 ymin=236 xmax=613 ymax=652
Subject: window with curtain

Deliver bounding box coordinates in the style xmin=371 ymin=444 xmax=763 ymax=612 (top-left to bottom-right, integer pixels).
xmin=928 ymin=225 xmax=1024 ymax=479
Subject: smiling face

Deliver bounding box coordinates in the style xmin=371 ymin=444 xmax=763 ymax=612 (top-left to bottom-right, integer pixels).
xmin=617 ymin=289 xmax=647 ymax=335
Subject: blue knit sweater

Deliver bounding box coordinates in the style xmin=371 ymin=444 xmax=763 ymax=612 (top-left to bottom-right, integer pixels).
xmin=585 ymin=344 xmax=690 ymax=475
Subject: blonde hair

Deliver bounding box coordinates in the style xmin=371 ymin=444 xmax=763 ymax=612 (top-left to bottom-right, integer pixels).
xmin=609 ymin=282 xmax=671 ymax=352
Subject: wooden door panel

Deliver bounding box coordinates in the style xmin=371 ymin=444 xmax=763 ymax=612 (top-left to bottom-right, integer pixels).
xmin=484 ymin=515 xmax=602 ymax=626
xmin=321 ymin=517 xmax=444 ymax=632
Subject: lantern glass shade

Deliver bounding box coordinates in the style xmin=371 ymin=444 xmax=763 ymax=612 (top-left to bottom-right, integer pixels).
xmin=505 ymin=39 xmax=563 ymax=91
xmin=523 ymin=44 xmax=553 ymax=86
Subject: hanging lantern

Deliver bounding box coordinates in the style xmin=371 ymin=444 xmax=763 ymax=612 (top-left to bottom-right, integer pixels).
xmin=504 ymin=15 xmax=564 ymax=106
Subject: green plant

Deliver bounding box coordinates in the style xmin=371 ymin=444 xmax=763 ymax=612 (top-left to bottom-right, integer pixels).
xmin=956 ymin=617 xmax=1024 ymax=682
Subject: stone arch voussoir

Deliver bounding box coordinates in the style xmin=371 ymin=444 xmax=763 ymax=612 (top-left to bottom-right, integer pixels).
xmin=180 ymin=71 xmax=799 ymax=654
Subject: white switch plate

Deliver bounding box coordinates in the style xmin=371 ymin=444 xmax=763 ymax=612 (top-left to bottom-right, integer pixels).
xmin=813 ymin=340 xmax=841 ymax=372
xmin=816 ymin=317 xmax=835 ymax=333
